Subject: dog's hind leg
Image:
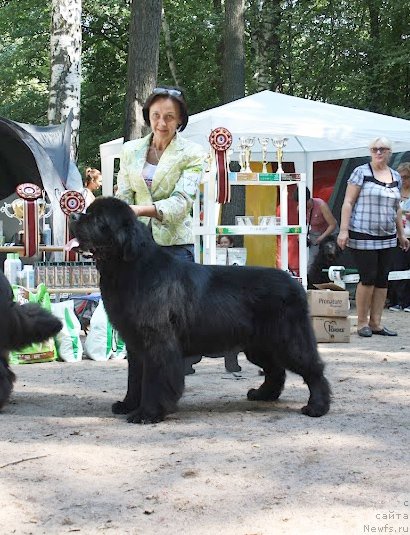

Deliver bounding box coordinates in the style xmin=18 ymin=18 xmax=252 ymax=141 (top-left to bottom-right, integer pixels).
xmin=246 ymin=356 xmax=286 ymax=402
xmin=112 ymin=350 xmax=142 ymax=415
xmin=300 ymin=369 xmax=331 ymax=417
xmin=281 ymin=324 xmax=331 ymax=417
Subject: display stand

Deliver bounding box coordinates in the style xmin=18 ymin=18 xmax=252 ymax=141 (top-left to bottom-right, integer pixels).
xmin=0 ymin=245 xmax=100 ymax=296
xmin=193 ymin=171 xmax=308 ymax=288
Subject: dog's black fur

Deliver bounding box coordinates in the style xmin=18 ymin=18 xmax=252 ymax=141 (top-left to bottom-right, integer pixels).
xmin=70 ymin=197 xmax=331 ymax=424
xmin=0 ymin=270 xmax=62 ymax=410
xmin=307 ymin=235 xmax=343 ymax=289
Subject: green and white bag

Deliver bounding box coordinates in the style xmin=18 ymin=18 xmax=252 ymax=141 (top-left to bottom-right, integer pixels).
xmin=10 ymin=284 xmax=57 ymax=365
xmin=84 ymin=300 xmax=126 ymax=361
xmin=51 ymin=300 xmax=83 ymax=362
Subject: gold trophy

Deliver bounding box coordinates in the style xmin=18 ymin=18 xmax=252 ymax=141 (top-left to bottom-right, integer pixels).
xmin=258 ymin=137 xmax=270 ymax=173
xmin=1 ymin=197 xmax=51 ymax=223
xmin=272 ymin=137 xmax=288 ymax=174
xmin=238 ymin=138 xmax=247 ymax=172
xmin=238 ymin=137 xmax=255 ymax=173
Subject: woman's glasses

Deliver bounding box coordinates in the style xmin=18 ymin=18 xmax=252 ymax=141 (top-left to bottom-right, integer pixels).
xmin=370 ymin=147 xmax=390 ymax=154
xmin=153 ymin=87 xmax=182 ymax=97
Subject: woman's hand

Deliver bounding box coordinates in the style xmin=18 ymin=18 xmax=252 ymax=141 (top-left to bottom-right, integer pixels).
xmin=398 ymin=234 xmax=410 ymax=252
xmin=337 ymin=230 xmax=349 ymax=250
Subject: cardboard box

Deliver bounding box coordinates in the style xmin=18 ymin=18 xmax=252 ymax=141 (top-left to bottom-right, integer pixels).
xmin=307 ymin=289 xmax=350 ymax=317
xmin=311 ymin=316 xmax=351 ymax=343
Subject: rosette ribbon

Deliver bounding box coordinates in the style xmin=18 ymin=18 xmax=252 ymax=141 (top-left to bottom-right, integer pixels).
xmin=16 ymin=183 xmax=42 ymax=257
xmin=209 ymin=127 xmax=232 ymax=204
xmin=60 ymin=191 xmax=85 ymax=262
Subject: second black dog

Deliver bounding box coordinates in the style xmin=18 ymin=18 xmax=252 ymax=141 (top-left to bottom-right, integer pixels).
xmin=308 ymin=235 xmax=343 ymax=289
xmin=0 ymin=270 xmax=62 ymax=410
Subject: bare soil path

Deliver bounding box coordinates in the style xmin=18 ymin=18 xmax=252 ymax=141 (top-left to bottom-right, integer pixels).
xmin=0 ymin=306 xmax=409 ymax=535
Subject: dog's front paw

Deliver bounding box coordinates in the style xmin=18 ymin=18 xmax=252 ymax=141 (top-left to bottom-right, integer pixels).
xmin=112 ymin=401 xmax=130 ymax=414
xmin=126 ymin=407 xmax=165 ymax=424
xmin=301 ymin=403 xmax=329 ymax=417
xmin=247 ymin=386 xmax=281 ymax=402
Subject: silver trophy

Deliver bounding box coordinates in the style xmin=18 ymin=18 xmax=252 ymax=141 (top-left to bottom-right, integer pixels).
xmin=258 ymin=137 xmax=270 ymax=173
xmin=272 ymin=137 xmax=288 ymax=174
xmin=239 ymin=137 xmax=255 ymax=173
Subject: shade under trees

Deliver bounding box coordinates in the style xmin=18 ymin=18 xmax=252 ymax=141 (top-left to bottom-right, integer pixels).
xmin=0 ymin=0 xmax=408 ymax=168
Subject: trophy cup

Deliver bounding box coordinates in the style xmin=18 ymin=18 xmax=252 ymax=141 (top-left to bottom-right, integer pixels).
xmin=1 ymin=185 xmax=52 ymax=256
xmin=239 ymin=137 xmax=255 ymax=173
xmin=272 ymin=137 xmax=288 ymax=174
xmin=258 ymin=137 xmax=270 ymax=173
xmin=238 ymin=138 xmax=247 ymax=172
xmin=1 ymin=196 xmax=52 ymax=223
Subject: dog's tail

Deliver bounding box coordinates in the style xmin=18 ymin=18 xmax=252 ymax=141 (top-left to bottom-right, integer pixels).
xmin=8 ymin=303 xmax=62 ymax=350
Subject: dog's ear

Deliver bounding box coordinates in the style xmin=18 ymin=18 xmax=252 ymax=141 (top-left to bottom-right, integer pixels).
xmin=118 ymin=219 xmax=150 ymax=261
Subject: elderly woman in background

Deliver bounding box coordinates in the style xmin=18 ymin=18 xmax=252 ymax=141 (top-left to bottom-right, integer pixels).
xmin=116 ymin=86 xmax=205 ymax=373
xmin=337 ymin=137 xmax=409 ymax=337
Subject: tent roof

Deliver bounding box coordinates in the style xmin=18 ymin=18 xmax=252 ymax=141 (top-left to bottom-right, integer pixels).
xmin=182 ymin=90 xmax=410 ymax=161
xmin=0 ymin=112 xmax=81 ymax=201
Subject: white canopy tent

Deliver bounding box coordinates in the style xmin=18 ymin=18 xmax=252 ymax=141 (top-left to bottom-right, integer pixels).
xmin=99 ymin=90 xmax=410 ymax=194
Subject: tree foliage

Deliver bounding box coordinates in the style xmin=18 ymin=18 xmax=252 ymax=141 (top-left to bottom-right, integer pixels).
xmin=0 ymin=0 xmax=408 ymax=171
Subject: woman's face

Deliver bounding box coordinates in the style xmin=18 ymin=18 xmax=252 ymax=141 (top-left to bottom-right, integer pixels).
xmin=370 ymin=145 xmax=391 ymax=165
xmin=149 ymin=97 xmax=181 ymax=144
xmin=91 ymin=175 xmax=102 ymax=191
xmin=218 ymin=236 xmax=233 ymax=248
xmin=400 ymin=170 xmax=410 ymax=187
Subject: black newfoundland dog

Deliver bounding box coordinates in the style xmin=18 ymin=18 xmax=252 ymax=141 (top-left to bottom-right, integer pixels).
xmin=0 ymin=270 xmax=62 ymax=410
xmin=308 ymin=235 xmax=343 ymax=289
xmin=70 ymin=197 xmax=331 ymax=424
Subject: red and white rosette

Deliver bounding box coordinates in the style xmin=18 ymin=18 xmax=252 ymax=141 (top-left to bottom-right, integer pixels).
xmin=60 ymin=191 xmax=85 ymax=262
xmin=16 ymin=183 xmax=42 ymax=257
xmin=209 ymin=127 xmax=232 ymax=204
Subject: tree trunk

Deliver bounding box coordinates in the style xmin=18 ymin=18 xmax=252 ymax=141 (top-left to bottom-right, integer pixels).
xmin=162 ymin=8 xmax=180 ymax=87
xmin=48 ymin=0 xmax=82 ymax=161
xmin=124 ymin=0 xmax=162 ymax=141
xmin=223 ymin=0 xmax=245 ymax=103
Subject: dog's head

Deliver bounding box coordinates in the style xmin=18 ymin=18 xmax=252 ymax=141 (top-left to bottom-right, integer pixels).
xmin=69 ymin=197 xmax=152 ymax=261
xmin=319 ymin=236 xmax=342 ymax=264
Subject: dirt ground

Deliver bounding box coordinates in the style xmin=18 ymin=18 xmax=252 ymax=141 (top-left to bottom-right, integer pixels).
xmin=1 ymin=304 xmax=409 ymax=535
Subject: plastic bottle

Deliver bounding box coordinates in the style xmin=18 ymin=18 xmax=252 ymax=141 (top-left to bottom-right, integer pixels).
xmin=0 ymin=220 xmax=4 ymax=246
xmin=4 ymin=253 xmax=21 ymax=285
xmin=42 ymin=223 xmax=52 ymax=246
xmin=22 ymin=265 xmax=35 ymax=289
xmin=16 ymin=270 xmax=25 ymax=286
xmin=14 ymin=253 xmax=22 ymax=274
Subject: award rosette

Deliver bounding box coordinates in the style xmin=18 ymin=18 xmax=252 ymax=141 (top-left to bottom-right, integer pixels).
xmin=60 ymin=190 xmax=85 ymax=261
xmin=16 ymin=183 xmax=42 ymax=257
xmin=209 ymin=127 xmax=232 ymax=204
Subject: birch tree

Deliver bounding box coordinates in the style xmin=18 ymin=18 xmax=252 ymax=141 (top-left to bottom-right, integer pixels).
xmin=48 ymin=0 xmax=82 ymax=161
xmin=124 ymin=0 xmax=162 ymax=141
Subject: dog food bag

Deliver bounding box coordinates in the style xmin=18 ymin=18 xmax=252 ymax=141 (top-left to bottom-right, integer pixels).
xmin=84 ymin=300 xmax=126 ymax=361
xmin=51 ymin=300 xmax=83 ymax=362
xmin=10 ymin=284 xmax=58 ymax=365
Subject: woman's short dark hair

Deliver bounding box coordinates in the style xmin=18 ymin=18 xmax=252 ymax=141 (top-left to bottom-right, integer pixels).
xmin=293 ymin=186 xmax=311 ymax=203
xmin=142 ymin=86 xmax=189 ymax=131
